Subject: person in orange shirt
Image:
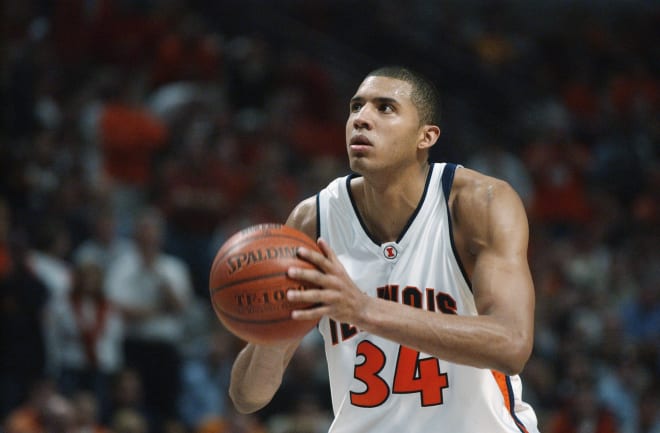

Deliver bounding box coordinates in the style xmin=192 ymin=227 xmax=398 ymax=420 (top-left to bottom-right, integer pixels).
xmin=95 ymin=73 xmax=169 ymax=234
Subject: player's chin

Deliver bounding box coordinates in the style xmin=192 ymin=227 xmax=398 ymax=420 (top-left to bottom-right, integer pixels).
xmin=348 ymin=155 xmax=369 ymax=173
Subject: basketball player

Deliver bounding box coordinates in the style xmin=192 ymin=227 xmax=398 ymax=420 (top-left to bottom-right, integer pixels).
xmin=229 ymin=66 xmax=540 ymax=432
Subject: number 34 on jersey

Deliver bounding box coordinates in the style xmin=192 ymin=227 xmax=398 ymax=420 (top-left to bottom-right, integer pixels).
xmin=351 ymin=340 xmax=449 ymax=408
xmin=329 ymin=284 xmax=458 ymax=408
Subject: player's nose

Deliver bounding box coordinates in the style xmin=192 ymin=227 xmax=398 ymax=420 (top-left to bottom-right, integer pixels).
xmin=352 ymin=106 xmax=373 ymax=130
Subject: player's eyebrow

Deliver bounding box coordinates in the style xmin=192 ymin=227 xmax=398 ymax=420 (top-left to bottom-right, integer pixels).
xmin=350 ymin=96 xmax=400 ymax=106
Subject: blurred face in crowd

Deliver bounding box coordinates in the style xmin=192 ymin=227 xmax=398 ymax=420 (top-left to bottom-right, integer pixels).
xmin=75 ymin=262 xmax=104 ymax=298
xmin=72 ymin=391 xmax=99 ymax=426
xmin=134 ymin=211 xmax=164 ymax=262
xmin=95 ymin=213 xmax=117 ymax=245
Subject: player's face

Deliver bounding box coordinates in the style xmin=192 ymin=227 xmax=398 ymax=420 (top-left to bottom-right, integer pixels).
xmin=346 ymin=76 xmax=425 ymax=174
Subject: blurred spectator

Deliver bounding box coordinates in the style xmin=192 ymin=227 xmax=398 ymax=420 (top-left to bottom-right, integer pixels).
xmin=22 ymin=131 xmax=70 ymax=217
xmin=2 ymin=379 xmax=56 ymax=433
xmin=194 ymin=410 xmax=267 ymax=433
xmin=73 ymin=206 xmax=137 ymax=271
xmin=589 ymin=131 xmax=647 ymax=210
xmin=0 ymin=235 xmax=49 ymax=418
xmin=266 ymin=392 xmax=333 ymax=433
xmin=107 ymin=368 xmax=155 ymax=429
xmin=150 ymin=12 xmax=222 ymax=88
xmin=281 ymin=59 xmax=346 ymax=161
xmin=637 ymin=387 xmax=660 ymax=433
xmin=524 ymin=130 xmax=593 ymax=230
xmin=26 ymin=217 xmax=73 ymax=302
xmin=157 ymin=117 xmax=252 ymax=295
xmin=234 ymin=130 xmax=300 ymax=224
xmin=560 ymin=62 xmax=601 ymax=127
xmin=619 ymin=268 xmax=660 ymax=345
xmin=260 ymin=334 xmax=331 ymax=427
xmin=44 ymin=260 xmax=124 ymax=417
xmin=547 ymin=380 xmax=619 ymax=433
xmin=41 ymin=393 xmax=77 ymax=433
xmin=162 ymin=418 xmax=189 ymax=433
xmin=65 ymin=0 xmax=165 ymax=67
xmin=89 ymin=70 xmax=169 ymax=234
xmin=112 ymin=408 xmax=149 ymax=433
xmin=105 ymin=207 xmax=193 ymax=427
xmin=4 ymin=386 xmax=77 ymax=433
xmin=596 ymin=349 xmax=645 ymax=433
xmin=0 ymin=200 xmax=12 ymax=280
xmin=71 ymin=390 xmax=111 ymax=433
xmin=177 ymin=328 xmax=240 ymax=429
xmin=4 ymin=23 xmax=41 ymax=139
xmin=225 ymin=36 xmax=274 ymax=111
xmin=466 ymin=139 xmax=534 ymax=207
xmin=469 ymin=11 xmax=518 ymax=74
xmin=606 ymin=61 xmax=658 ymax=120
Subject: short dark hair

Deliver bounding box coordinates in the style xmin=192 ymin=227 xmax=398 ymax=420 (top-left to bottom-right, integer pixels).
xmin=366 ymin=66 xmax=441 ymax=126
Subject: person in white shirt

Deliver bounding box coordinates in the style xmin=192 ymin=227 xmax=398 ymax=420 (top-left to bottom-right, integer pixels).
xmin=44 ymin=259 xmax=123 ymax=420
xmin=105 ymin=206 xmax=193 ymax=426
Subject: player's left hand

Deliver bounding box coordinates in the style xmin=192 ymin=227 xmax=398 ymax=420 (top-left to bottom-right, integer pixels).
xmin=286 ymin=238 xmax=369 ymax=325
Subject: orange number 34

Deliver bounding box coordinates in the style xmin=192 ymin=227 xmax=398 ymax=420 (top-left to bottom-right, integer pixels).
xmin=350 ymin=340 xmax=449 ymax=407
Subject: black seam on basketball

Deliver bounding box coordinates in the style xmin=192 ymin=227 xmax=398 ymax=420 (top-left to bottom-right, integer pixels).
xmin=210 ymin=271 xmax=290 ymax=293
xmin=215 ymin=302 xmax=318 ymax=325
xmin=214 ymin=234 xmax=316 ymax=262
xmin=213 ymin=233 xmax=317 ymax=263
xmin=218 ymin=311 xmax=295 ymax=325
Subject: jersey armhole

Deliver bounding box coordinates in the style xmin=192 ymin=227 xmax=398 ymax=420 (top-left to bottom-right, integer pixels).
xmin=441 ymin=163 xmax=472 ymax=291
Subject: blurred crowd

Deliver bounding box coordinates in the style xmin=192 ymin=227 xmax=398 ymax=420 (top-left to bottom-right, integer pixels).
xmin=1 ymin=0 xmax=658 ymax=432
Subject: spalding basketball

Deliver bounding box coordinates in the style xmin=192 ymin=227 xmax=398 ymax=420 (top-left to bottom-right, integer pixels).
xmin=209 ymin=223 xmax=321 ymax=345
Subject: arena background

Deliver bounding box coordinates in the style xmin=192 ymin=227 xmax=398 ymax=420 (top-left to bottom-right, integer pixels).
xmin=1 ymin=1 xmax=658 ymax=432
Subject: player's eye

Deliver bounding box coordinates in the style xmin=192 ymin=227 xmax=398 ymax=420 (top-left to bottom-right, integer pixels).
xmin=350 ymin=102 xmax=363 ymax=112
xmin=379 ymin=104 xmax=394 ymax=113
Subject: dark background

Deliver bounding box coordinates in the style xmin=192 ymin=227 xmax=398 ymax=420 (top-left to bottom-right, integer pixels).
xmin=1 ymin=1 xmax=658 ymax=432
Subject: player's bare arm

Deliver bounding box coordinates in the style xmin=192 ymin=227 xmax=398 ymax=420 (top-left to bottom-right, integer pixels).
xmin=228 ymin=197 xmax=319 ymax=414
xmin=287 ymin=168 xmax=535 ymax=375
xmin=229 ymin=340 xmax=300 ymax=413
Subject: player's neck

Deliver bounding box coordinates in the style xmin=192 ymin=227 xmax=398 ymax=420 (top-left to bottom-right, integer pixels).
xmin=354 ymin=162 xmax=430 ymax=243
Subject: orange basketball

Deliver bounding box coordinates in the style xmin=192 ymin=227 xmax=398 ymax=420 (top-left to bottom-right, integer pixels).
xmin=209 ymin=223 xmax=321 ymax=345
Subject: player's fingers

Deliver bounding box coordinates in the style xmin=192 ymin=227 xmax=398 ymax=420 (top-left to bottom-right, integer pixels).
xmin=316 ymin=238 xmax=337 ymax=261
xmin=317 ymin=238 xmax=345 ymax=273
xmin=291 ymin=305 xmax=329 ymax=321
xmin=296 ymin=246 xmax=327 ymax=269
xmin=287 ymin=286 xmax=322 ymax=303
xmin=287 ymin=265 xmax=326 ymax=286
xmin=297 ymin=238 xmax=338 ymax=272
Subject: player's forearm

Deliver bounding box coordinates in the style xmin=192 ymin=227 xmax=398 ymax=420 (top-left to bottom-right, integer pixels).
xmin=229 ymin=342 xmax=298 ymax=413
xmin=359 ymin=297 xmax=532 ymax=375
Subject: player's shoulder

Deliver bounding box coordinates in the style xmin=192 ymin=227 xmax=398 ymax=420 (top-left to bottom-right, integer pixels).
xmin=451 ymin=166 xmax=521 ymax=207
xmin=449 ymin=166 xmax=527 ymax=234
xmin=286 ymin=195 xmax=317 ymax=241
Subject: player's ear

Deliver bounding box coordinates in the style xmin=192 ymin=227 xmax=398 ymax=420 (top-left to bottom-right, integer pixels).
xmin=418 ymin=125 xmax=441 ymax=150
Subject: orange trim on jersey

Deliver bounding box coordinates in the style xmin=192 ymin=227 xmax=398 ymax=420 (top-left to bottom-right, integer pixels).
xmin=492 ymin=370 xmax=512 ymax=409
xmin=491 ymin=370 xmax=529 ymax=433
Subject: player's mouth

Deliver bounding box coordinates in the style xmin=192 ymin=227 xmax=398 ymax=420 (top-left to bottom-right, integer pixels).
xmin=349 ymin=135 xmax=373 ymax=152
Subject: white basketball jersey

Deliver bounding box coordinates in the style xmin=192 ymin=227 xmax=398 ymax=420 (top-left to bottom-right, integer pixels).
xmin=316 ymin=163 xmax=539 ymax=433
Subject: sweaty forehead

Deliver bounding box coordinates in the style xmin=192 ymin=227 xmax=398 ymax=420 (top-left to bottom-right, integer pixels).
xmin=353 ymin=76 xmax=413 ymax=102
